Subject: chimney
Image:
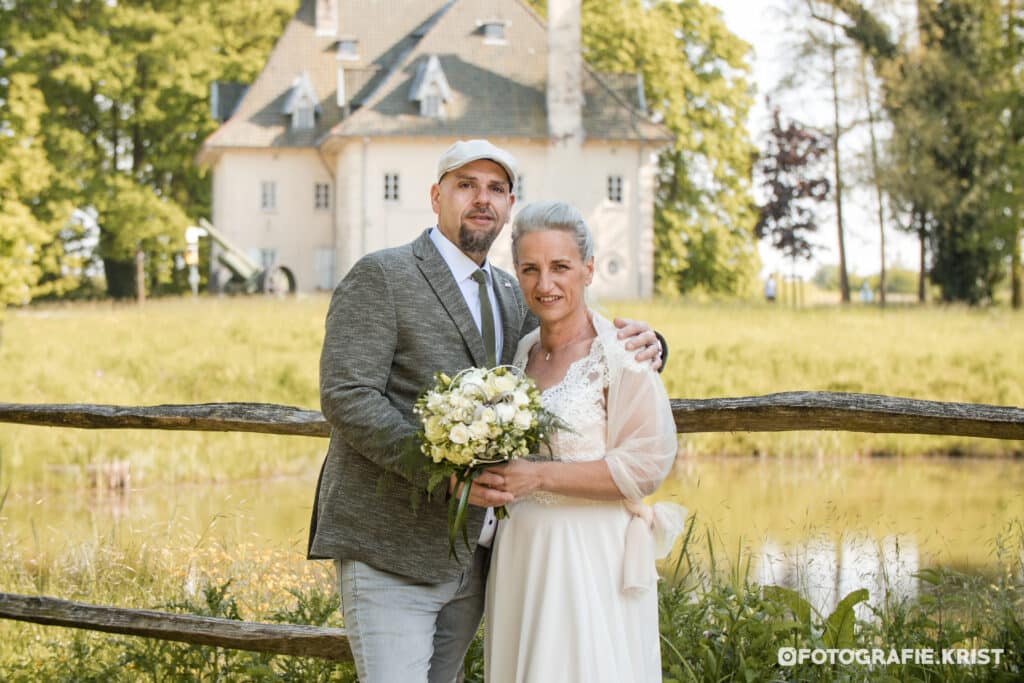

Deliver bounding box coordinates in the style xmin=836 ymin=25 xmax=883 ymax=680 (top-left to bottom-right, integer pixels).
xmin=546 ymin=0 xmax=583 ymax=144
xmin=316 ymin=0 xmax=338 ymax=37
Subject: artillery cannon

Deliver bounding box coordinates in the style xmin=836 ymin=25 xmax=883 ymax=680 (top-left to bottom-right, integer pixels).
xmin=197 ymin=218 xmax=296 ymax=295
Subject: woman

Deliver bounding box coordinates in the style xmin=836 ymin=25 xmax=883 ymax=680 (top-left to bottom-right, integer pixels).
xmin=484 ymin=202 xmax=685 ymax=682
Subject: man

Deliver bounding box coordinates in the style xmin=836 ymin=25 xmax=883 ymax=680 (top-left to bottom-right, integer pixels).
xmin=308 ymin=139 xmax=663 ymax=682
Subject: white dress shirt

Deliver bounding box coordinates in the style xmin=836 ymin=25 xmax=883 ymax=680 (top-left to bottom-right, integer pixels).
xmin=428 ymin=227 xmax=502 ymax=547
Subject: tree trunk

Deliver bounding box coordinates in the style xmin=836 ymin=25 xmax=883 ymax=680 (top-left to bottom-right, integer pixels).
xmin=103 ymin=258 xmax=138 ymax=300
xmin=917 ymin=213 xmax=927 ymax=304
xmin=133 ymin=56 xmax=146 ymax=173
xmin=1013 ymin=228 xmax=1022 ymax=310
xmin=830 ymin=19 xmax=850 ymax=304
xmin=1010 ymin=0 xmax=1022 ymax=310
xmin=135 ymin=250 xmax=146 ymax=305
xmin=861 ymin=55 xmax=886 ymax=307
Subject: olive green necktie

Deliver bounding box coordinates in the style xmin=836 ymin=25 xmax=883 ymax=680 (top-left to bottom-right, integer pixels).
xmin=470 ymin=269 xmax=497 ymax=367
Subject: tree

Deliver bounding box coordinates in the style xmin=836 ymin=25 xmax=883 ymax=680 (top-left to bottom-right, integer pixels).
xmin=826 ymin=14 xmax=853 ymax=304
xmin=0 ymin=72 xmax=51 ymax=315
xmin=2 ymin=0 xmax=294 ymax=299
xmin=755 ymin=108 xmax=831 ymax=266
xmin=859 ymin=52 xmax=888 ymax=306
xmin=999 ymin=0 xmax=1023 ymax=308
xmin=530 ymin=0 xmax=761 ymax=296
xmin=822 ymin=0 xmax=1023 ymax=305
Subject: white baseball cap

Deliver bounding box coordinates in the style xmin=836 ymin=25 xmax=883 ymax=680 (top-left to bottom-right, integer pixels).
xmin=436 ymin=139 xmax=518 ymax=191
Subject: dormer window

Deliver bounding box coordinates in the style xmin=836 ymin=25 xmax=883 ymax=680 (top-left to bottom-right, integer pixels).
xmin=421 ymin=94 xmax=442 ymax=118
xmin=336 ymin=39 xmax=359 ymax=61
xmin=282 ymin=72 xmax=321 ymax=131
xmin=294 ymin=104 xmax=315 ymax=130
xmin=409 ymin=55 xmax=452 ymax=120
xmin=478 ymin=19 xmax=507 ymax=45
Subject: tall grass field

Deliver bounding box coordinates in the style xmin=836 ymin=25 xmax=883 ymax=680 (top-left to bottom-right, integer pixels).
xmin=1 ymin=296 xmax=1022 ymax=680
xmin=1 ymin=296 xmax=1022 ymax=489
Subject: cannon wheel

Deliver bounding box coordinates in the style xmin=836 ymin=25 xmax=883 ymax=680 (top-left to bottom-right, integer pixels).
xmin=259 ymin=266 xmax=296 ymax=296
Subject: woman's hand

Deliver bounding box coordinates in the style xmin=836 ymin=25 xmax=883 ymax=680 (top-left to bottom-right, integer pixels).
xmin=493 ymin=459 xmax=624 ymax=501
xmin=488 ymin=460 xmax=547 ymax=498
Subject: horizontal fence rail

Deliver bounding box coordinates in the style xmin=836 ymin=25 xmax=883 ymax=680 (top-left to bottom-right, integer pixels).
xmin=0 ymin=593 xmax=352 ymax=662
xmin=0 ymin=402 xmax=330 ymax=437
xmin=668 ymin=392 xmax=1024 ymax=440
xmin=1 ymin=392 xmax=1023 ymax=439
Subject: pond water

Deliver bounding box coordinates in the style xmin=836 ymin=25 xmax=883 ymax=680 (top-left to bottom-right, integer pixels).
xmin=2 ymin=456 xmax=1022 ymax=615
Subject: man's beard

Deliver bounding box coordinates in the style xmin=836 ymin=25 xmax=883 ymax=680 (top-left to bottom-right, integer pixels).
xmin=458 ymin=222 xmax=499 ymax=257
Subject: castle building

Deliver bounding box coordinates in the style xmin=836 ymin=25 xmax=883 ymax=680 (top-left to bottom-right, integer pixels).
xmin=197 ymin=0 xmax=671 ymax=297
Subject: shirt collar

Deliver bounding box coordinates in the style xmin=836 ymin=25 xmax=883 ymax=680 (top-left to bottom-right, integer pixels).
xmin=429 ymin=226 xmax=492 ymax=284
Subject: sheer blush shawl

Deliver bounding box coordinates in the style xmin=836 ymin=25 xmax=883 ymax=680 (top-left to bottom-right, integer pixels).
xmin=516 ymin=311 xmax=687 ymax=593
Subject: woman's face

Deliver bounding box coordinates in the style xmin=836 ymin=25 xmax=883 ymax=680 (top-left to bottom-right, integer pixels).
xmin=514 ymin=229 xmax=594 ymax=324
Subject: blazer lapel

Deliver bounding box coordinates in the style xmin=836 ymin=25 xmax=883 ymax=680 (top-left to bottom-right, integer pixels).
xmin=413 ymin=230 xmax=489 ymax=367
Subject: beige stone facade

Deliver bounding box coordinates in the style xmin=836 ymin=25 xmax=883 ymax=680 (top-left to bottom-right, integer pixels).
xmin=198 ymin=0 xmax=670 ymax=298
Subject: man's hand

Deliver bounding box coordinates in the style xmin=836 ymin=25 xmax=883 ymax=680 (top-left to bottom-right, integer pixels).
xmin=450 ymin=470 xmax=514 ymax=508
xmin=613 ymin=317 xmax=664 ymax=371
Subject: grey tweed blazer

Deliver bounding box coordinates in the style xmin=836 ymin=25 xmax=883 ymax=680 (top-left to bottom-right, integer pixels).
xmin=307 ymin=229 xmax=536 ymax=583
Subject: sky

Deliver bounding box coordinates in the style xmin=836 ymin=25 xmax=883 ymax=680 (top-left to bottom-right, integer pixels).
xmin=706 ymin=0 xmax=919 ymax=280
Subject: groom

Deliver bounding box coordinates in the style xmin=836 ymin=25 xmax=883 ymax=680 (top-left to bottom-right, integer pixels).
xmin=308 ymin=139 xmax=663 ymax=682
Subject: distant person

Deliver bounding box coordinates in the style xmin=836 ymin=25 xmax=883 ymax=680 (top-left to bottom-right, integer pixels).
xmin=307 ymin=139 xmax=666 ymax=682
xmin=764 ymin=276 xmax=777 ymax=302
xmin=860 ymin=281 xmax=873 ymax=303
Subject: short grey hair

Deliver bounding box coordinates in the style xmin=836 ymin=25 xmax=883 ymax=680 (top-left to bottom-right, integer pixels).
xmin=511 ymin=201 xmax=594 ymax=265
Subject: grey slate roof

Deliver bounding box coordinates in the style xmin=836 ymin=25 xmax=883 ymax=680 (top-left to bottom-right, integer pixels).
xmin=201 ymin=0 xmax=671 ymax=153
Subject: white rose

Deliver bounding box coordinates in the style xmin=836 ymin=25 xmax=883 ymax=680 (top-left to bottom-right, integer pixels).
xmin=513 ymin=409 xmax=533 ymax=430
xmin=449 ymin=424 xmax=470 ymax=444
xmin=481 ymin=375 xmax=500 ymax=400
xmin=424 ymin=416 xmax=447 ymax=443
xmin=478 ymin=407 xmax=496 ymax=423
xmin=512 ymin=390 xmax=530 ymax=407
xmin=492 ymin=372 xmax=518 ymax=394
xmin=468 ymin=420 xmax=490 ymax=440
xmin=460 ymin=368 xmax=486 ymax=388
xmin=495 ymin=403 xmax=516 ymax=424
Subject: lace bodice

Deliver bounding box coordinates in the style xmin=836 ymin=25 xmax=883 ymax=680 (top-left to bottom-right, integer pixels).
xmin=514 ymin=337 xmax=610 ymax=464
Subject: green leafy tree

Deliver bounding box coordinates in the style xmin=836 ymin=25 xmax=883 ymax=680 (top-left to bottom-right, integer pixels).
xmin=0 ymin=71 xmax=51 ymax=313
xmin=823 ymin=0 xmax=1023 ymax=305
xmin=3 ymin=0 xmax=294 ymax=298
xmin=530 ymin=0 xmax=761 ymax=296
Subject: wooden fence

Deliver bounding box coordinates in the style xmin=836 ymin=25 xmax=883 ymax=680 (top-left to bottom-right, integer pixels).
xmin=1 ymin=393 xmax=1022 ymax=662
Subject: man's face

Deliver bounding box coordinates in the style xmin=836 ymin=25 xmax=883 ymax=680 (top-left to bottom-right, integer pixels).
xmin=430 ymin=159 xmax=515 ymax=263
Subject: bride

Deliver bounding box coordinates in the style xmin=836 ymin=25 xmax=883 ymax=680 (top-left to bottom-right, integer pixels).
xmin=484 ymin=201 xmax=685 ymax=682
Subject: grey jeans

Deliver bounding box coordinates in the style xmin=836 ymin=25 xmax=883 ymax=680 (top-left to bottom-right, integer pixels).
xmin=335 ymin=549 xmax=487 ymax=683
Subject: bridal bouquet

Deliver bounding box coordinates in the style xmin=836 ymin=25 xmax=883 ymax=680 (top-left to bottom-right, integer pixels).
xmin=412 ymin=365 xmax=564 ymax=558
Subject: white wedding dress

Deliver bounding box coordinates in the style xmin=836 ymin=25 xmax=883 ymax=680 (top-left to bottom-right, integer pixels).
xmin=485 ymin=314 xmax=683 ymax=683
